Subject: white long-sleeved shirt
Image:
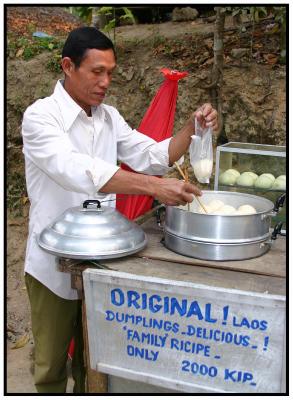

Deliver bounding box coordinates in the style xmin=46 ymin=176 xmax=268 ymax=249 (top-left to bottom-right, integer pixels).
xmin=22 ymin=80 xmax=175 ymax=300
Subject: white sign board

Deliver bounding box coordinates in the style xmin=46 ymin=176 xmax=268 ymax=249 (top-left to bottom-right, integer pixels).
xmin=83 ymin=270 xmax=286 ymax=393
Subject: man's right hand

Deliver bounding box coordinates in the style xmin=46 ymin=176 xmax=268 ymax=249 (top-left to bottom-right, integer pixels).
xmin=100 ymin=169 xmax=202 ymax=206
xmin=151 ymin=177 xmax=202 ymax=206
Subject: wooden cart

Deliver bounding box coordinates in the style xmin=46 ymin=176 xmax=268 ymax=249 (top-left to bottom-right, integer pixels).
xmin=59 ymin=215 xmax=286 ymax=394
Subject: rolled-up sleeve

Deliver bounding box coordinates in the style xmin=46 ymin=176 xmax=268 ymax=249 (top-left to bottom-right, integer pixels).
xmin=114 ymin=108 xmax=183 ymax=175
xmin=22 ymin=104 xmax=119 ymax=195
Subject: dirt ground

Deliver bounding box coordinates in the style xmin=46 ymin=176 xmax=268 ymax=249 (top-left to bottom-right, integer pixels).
xmin=6 ymin=6 xmax=286 ymax=394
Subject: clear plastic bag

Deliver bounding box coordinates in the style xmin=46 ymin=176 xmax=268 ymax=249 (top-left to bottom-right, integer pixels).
xmin=189 ymin=118 xmax=213 ymax=183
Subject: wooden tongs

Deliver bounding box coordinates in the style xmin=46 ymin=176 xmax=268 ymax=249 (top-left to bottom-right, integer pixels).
xmin=174 ymin=161 xmax=208 ymax=214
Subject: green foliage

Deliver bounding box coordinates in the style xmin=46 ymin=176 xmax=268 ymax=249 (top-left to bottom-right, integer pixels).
xmin=96 ymin=7 xmax=135 ymax=43
xmin=272 ymin=6 xmax=286 ymax=63
xmin=66 ymin=6 xmax=135 ymax=43
xmin=120 ymin=7 xmax=136 ymax=25
xmin=97 ymin=6 xmax=113 ymax=16
xmin=46 ymin=53 xmax=62 ymax=73
xmin=67 ymin=6 xmax=135 ymax=28
xmin=249 ymin=6 xmax=267 ymax=23
xmin=225 ymin=6 xmax=286 ymax=64
xmin=226 ymin=5 xmax=286 ymax=29
xmin=7 ymin=33 xmax=64 ymax=61
xmin=68 ymin=6 xmax=93 ymax=23
xmin=7 ymin=160 xmax=28 ymax=215
xmin=152 ymin=34 xmax=166 ymax=48
xmin=225 ymin=6 xmax=267 ymax=23
xmin=273 ymin=6 xmax=286 ymax=25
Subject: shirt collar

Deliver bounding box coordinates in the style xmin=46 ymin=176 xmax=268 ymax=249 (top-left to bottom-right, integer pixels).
xmin=53 ymin=80 xmax=83 ymax=131
xmin=53 ymin=80 xmax=107 ymax=130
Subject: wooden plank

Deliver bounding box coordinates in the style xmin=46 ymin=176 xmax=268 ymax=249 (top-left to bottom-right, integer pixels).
xmin=103 ymin=257 xmax=285 ymax=296
xmin=136 ymin=218 xmax=286 ymax=278
xmin=82 ymin=299 xmax=108 ymax=393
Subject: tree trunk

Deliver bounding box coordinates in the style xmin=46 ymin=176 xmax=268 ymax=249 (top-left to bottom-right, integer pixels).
xmin=91 ymin=7 xmax=107 ymax=29
xmin=211 ymin=7 xmax=226 ymax=136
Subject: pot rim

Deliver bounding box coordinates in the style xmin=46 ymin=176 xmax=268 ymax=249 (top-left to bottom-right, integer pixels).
xmin=173 ymin=190 xmax=274 ymax=215
xmin=164 ymin=229 xmax=270 ymax=244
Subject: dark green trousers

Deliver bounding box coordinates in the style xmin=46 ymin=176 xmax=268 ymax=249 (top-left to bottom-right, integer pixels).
xmin=25 ymin=273 xmax=86 ymax=393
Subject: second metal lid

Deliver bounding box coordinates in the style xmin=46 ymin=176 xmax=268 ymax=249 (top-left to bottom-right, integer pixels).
xmin=38 ymin=200 xmax=147 ymax=259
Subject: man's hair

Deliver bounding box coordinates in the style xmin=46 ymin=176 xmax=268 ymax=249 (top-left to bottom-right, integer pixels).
xmin=62 ymin=27 xmax=115 ymax=67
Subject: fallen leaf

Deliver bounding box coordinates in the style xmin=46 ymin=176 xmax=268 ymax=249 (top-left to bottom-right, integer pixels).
xmin=202 ymin=58 xmax=214 ymax=66
xmin=252 ymin=30 xmax=264 ymax=38
xmin=263 ymin=53 xmax=278 ymax=64
xmin=11 ymin=333 xmax=30 ymax=349
xmin=16 ymin=48 xmax=24 ymax=57
xmin=253 ymin=43 xmax=263 ymax=49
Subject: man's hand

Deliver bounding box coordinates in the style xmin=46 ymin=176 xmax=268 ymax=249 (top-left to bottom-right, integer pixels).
xmin=100 ymin=169 xmax=201 ymax=206
xmin=152 ymin=177 xmax=202 ymax=206
xmin=194 ymin=103 xmax=218 ymax=132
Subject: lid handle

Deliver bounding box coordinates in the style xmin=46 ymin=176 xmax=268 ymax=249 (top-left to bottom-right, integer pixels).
xmin=83 ymin=200 xmax=101 ymax=209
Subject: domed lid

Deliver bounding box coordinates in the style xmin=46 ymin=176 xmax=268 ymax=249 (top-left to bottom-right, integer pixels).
xmin=38 ymin=200 xmax=147 ymax=259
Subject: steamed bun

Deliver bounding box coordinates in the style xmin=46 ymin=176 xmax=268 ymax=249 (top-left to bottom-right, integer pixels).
xmin=207 ymin=199 xmax=224 ymax=212
xmin=225 ymin=168 xmax=240 ymax=178
xmin=237 ymin=204 xmax=257 ymax=215
xmin=212 ymin=205 xmax=237 ymax=215
xmin=236 ymin=173 xmax=256 ymax=187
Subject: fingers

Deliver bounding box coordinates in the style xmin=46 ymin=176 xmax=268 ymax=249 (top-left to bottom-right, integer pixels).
xmin=155 ymin=178 xmax=202 ymax=207
xmin=176 ymin=182 xmax=202 ymax=206
xmin=201 ymin=103 xmax=213 ymax=118
xmin=195 ymin=103 xmax=218 ymax=131
xmin=194 ymin=108 xmax=205 ymax=126
xmin=206 ymin=112 xmax=219 ymax=131
xmin=184 ymin=182 xmax=202 ymax=197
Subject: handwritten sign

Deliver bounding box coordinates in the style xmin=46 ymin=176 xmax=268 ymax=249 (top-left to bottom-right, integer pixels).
xmin=83 ymin=270 xmax=286 ymax=393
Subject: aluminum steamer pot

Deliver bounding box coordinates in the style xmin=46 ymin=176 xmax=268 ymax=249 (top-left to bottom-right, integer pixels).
xmin=164 ymin=191 xmax=285 ymax=261
xmin=38 ymin=200 xmax=147 ymax=259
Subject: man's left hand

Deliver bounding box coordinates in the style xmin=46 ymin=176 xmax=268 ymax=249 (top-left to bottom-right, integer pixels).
xmin=194 ymin=103 xmax=219 ymax=133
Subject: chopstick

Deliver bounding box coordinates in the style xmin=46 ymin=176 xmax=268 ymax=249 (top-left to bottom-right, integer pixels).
xmin=194 ymin=195 xmax=208 ymax=214
xmin=174 ymin=161 xmax=186 ymax=181
xmin=183 ymin=166 xmax=191 ymax=212
xmin=174 ymin=162 xmax=208 ymax=214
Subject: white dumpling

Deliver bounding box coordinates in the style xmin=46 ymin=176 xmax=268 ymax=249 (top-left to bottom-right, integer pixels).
xmin=207 ymin=199 xmax=224 ymax=211
xmin=234 ymin=210 xmax=244 ymax=215
xmin=225 ymin=168 xmax=240 ymax=178
xmin=217 ymin=205 xmax=237 ymax=215
xmin=262 ymin=173 xmax=275 ymax=182
xmin=211 ymin=205 xmax=236 ymax=215
xmin=237 ymin=204 xmax=257 ymax=214
xmin=272 ymin=179 xmax=286 ymax=190
xmin=276 ymin=175 xmax=286 ymax=181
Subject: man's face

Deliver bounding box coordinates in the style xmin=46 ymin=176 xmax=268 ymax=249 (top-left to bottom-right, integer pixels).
xmin=64 ymin=48 xmax=116 ymax=112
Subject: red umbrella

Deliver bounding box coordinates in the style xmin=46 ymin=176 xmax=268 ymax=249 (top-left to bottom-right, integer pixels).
xmin=116 ymin=68 xmax=188 ymax=219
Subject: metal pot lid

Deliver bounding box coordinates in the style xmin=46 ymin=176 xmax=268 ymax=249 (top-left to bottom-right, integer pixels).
xmin=37 ymin=200 xmax=147 ymax=259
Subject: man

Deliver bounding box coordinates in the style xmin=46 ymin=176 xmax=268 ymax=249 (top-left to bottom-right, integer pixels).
xmin=22 ymin=27 xmax=218 ymax=393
